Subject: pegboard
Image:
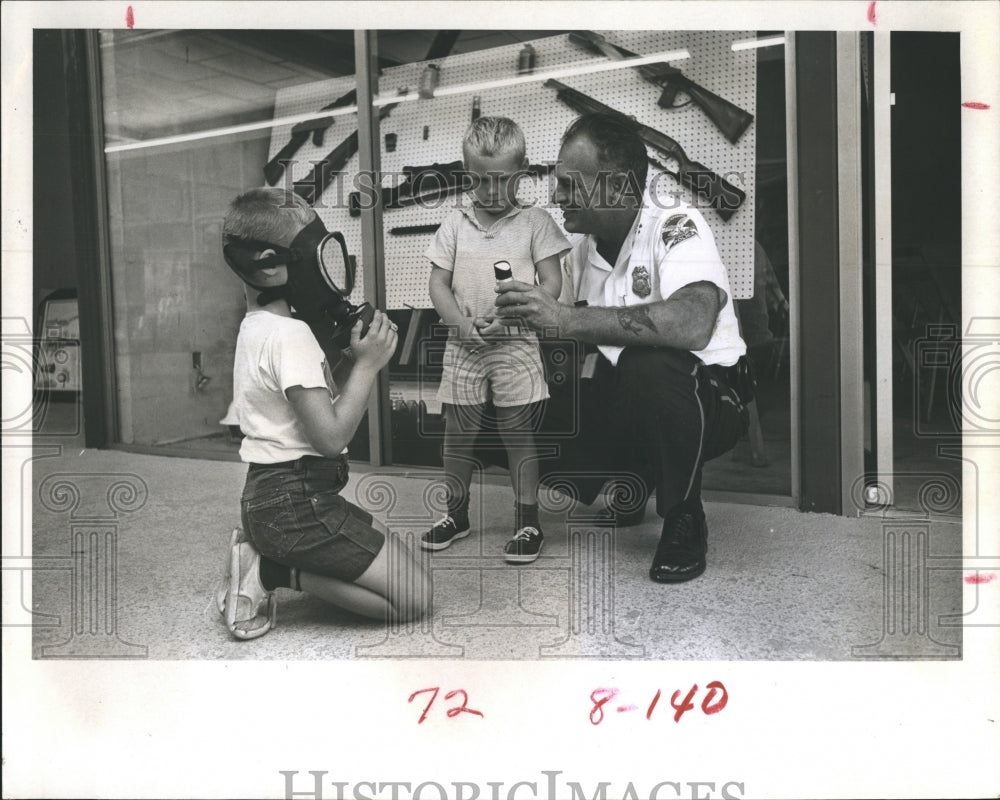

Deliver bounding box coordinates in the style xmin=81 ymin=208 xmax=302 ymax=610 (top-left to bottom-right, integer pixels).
xmin=268 ymin=31 xmax=757 ymax=306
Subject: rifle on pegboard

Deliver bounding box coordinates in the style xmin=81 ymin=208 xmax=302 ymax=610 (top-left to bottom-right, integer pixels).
xmin=545 ymin=79 xmax=746 ymax=220
xmin=568 ymin=31 xmax=754 ymax=145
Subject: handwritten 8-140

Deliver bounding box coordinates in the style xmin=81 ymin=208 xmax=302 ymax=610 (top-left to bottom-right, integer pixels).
xmin=406 ymin=682 xmax=728 ymax=725
xmin=590 ymin=682 xmax=729 ymax=725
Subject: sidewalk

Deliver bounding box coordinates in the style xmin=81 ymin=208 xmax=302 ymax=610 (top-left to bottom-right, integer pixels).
xmin=19 ymin=444 xmax=962 ymax=661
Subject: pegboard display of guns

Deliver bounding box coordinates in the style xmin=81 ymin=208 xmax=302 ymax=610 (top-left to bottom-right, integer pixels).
xmin=263 ymin=30 xmax=758 ymax=307
xmin=265 ymin=32 xmax=752 ymax=216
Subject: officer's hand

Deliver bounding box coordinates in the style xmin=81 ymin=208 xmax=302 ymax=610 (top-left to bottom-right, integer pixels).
xmin=351 ymin=310 xmax=397 ymax=371
xmin=494 ymin=280 xmax=565 ymax=333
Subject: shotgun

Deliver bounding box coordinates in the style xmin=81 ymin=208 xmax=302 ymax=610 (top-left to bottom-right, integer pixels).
xmin=544 ymin=78 xmax=745 ymax=220
xmin=568 ymin=31 xmax=754 ymax=145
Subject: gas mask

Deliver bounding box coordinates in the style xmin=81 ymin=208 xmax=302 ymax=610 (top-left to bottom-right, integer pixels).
xmin=223 ymin=216 xmax=374 ymax=355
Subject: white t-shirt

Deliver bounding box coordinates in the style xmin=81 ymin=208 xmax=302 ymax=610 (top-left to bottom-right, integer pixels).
xmin=230 ymin=309 xmax=333 ymax=464
xmin=559 ymin=180 xmax=746 ymax=367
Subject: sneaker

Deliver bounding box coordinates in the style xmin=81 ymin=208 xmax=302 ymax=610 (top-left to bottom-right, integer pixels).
xmin=504 ymin=526 xmax=544 ymax=564
xmin=420 ymin=515 xmax=471 ymax=551
xmin=226 ymin=530 xmax=277 ymax=640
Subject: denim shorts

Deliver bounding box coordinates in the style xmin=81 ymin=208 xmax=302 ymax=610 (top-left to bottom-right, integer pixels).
xmin=241 ymin=455 xmax=384 ymax=582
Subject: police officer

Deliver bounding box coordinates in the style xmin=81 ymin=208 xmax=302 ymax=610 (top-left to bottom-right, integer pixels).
xmin=495 ymin=113 xmax=747 ymax=583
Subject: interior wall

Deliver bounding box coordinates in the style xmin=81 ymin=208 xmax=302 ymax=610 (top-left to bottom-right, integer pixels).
xmin=105 ymin=136 xmax=267 ymax=445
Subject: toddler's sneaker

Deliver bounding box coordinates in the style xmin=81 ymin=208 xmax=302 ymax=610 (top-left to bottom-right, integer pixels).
xmin=420 ymin=515 xmax=470 ymax=551
xmin=504 ymin=526 xmax=543 ymax=563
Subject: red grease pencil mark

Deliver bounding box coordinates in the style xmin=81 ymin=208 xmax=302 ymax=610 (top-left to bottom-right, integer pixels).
xmin=126 ymin=6 xmax=135 ymax=29
xmin=646 ymin=688 xmax=661 ymax=720
xmin=962 ymin=102 xmax=991 ymax=110
xmin=965 ymin=572 xmax=996 ymax=585
xmin=867 ymin=1 xmax=877 ymax=25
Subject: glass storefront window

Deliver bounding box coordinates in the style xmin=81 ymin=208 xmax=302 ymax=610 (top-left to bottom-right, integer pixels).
xmin=365 ymin=30 xmax=792 ymax=497
xmin=98 ymin=28 xmax=792 ymax=499
xmin=99 ymin=29 xmax=362 ymax=454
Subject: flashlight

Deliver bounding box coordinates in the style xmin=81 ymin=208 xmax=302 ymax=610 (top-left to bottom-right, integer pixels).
xmin=493 ymin=261 xmax=518 ymax=335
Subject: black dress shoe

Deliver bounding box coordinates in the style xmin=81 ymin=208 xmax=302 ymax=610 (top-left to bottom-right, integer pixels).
xmin=649 ymin=506 xmax=708 ymax=583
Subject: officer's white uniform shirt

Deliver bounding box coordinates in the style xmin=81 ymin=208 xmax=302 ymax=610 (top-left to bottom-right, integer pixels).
xmin=559 ymin=177 xmax=746 ymax=368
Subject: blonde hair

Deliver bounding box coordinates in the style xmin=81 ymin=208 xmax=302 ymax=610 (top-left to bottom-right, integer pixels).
xmin=462 ymin=116 xmax=526 ymax=161
xmin=223 ymin=187 xmax=314 ymax=248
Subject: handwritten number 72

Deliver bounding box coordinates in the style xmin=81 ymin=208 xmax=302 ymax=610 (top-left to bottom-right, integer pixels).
xmin=408 ymin=687 xmax=484 ymax=724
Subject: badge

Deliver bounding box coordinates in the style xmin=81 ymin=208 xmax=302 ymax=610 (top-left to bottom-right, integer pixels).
xmin=660 ymin=214 xmax=699 ymax=254
xmin=631 ymin=264 xmax=652 ymax=298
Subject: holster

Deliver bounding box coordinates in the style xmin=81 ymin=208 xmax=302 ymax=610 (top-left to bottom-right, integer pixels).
xmin=724 ymin=354 xmax=757 ymax=408
xmin=703 ymin=354 xmax=756 ymax=434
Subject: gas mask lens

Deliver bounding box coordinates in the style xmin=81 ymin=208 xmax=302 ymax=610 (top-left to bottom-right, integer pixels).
xmin=318 ymin=233 xmax=353 ymax=295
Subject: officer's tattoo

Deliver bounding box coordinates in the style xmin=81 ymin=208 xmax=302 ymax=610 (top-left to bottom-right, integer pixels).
xmin=616 ymin=305 xmax=658 ymax=336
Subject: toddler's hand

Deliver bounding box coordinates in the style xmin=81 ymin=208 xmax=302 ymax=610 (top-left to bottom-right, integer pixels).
xmin=351 ymin=310 xmax=397 ymax=371
xmin=475 ymin=316 xmax=508 ymax=341
xmin=457 ymin=317 xmax=488 ymax=349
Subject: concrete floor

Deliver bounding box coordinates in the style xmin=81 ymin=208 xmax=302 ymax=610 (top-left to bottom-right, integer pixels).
xmin=23 ymin=440 xmax=963 ymax=662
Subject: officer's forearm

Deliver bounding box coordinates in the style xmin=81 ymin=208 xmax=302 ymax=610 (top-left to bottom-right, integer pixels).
xmin=563 ymin=282 xmax=723 ymax=350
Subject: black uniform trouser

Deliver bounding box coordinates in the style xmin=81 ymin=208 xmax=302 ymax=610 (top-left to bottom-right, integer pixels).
xmin=537 ymin=346 xmax=744 ymax=518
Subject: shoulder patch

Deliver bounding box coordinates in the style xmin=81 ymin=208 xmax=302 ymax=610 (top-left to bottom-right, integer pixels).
xmin=660 ymin=214 xmax=699 ymax=255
